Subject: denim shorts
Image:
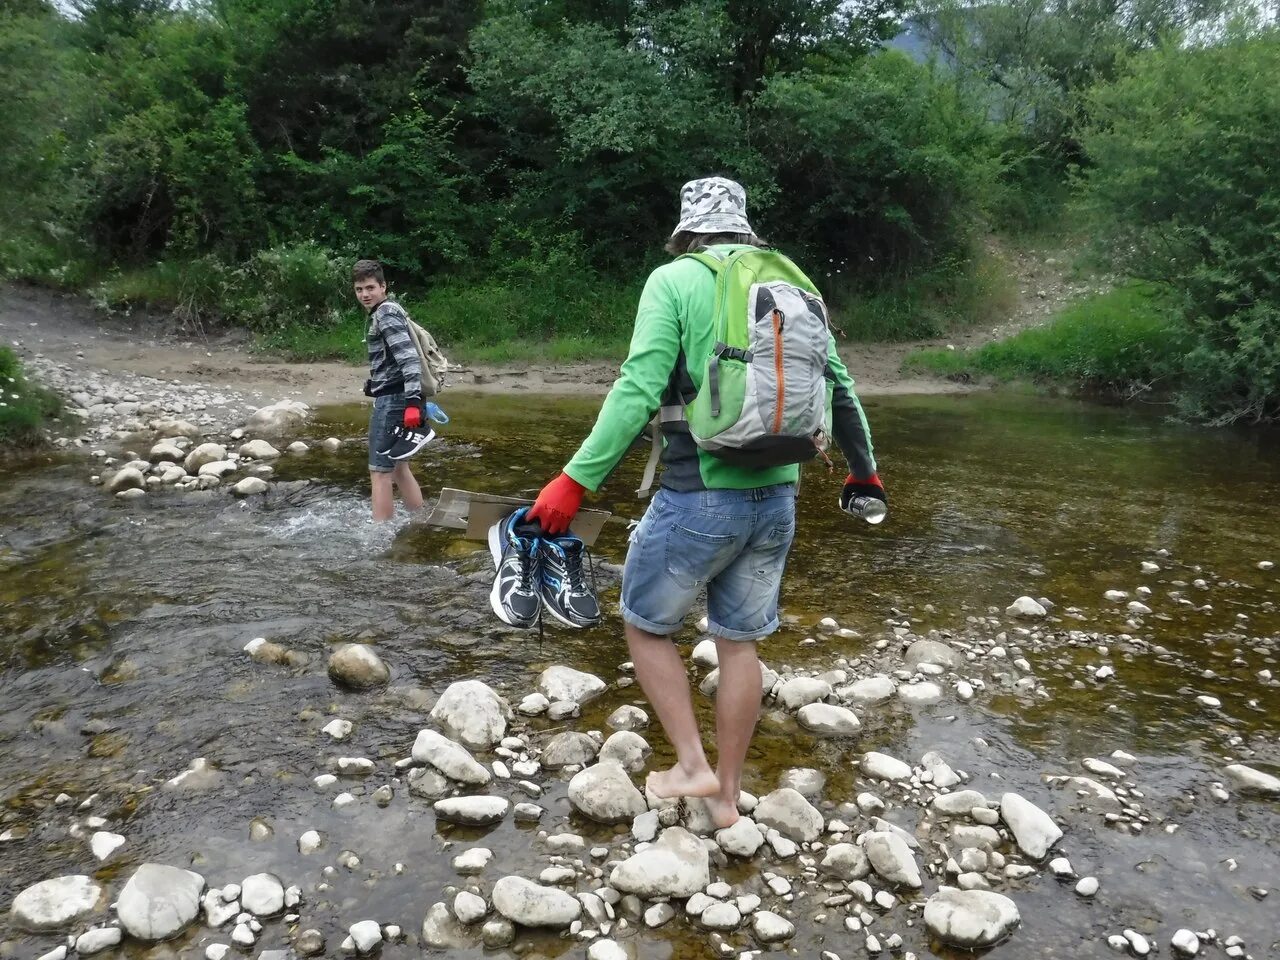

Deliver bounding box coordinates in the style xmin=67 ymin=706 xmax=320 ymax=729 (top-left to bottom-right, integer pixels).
xmin=620 ymin=484 xmax=797 ymax=642
xmin=367 ymin=393 xmax=407 ymax=473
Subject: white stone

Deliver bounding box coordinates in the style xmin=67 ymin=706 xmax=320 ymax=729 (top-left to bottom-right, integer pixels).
xmin=238 ymin=439 xmax=280 ymax=460
xmin=841 ymin=676 xmax=897 ymax=703
xmin=819 ymin=843 xmax=871 ymax=881
xmin=599 ymin=731 xmax=652 ymax=773
xmin=327 ymin=644 xmax=389 ymax=689
xmin=607 ymin=705 xmax=649 ymax=730
xmin=568 ymin=762 xmax=647 ymax=823
xmin=517 ymin=693 xmax=550 ymax=716
xmin=322 ymin=437 xmax=342 ymax=452
xmin=298 ymin=830 xmax=323 ymax=854
xmin=90 ymin=831 xmax=125 ymax=861
xmin=538 ymin=665 xmax=606 ymax=703
xmin=645 ymin=902 xmax=676 ymax=927
xmin=588 ymin=940 xmax=631 ymax=960
xmin=240 ymin=873 xmax=284 ymax=916
xmin=1006 ymin=597 xmax=1046 ymax=618
xmin=860 ymin=752 xmax=912 ymax=782
xmin=231 ymin=476 xmax=268 ymax=497
xmin=1128 ymin=601 xmax=1153 ymax=615
xmin=430 ymin=680 xmax=512 ymax=750
xmin=542 ymin=731 xmax=600 ymax=767
xmin=422 ymin=902 xmax=472 ymax=949
xmin=797 ymin=702 xmax=862 ymax=735
xmin=863 ymin=832 xmax=922 ymax=888
xmin=452 ymin=847 xmax=493 ymax=875
xmin=491 ymin=876 xmax=581 ymax=928
xmin=701 ymin=901 xmax=742 ymax=930
xmin=116 ymin=864 xmax=205 ymax=940
xmin=322 ymin=719 xmax=352 ymax=740
xmin=1075 ymin=877 xmax=1099 ymax=897
xmin=1083 ymin=757 xmax=1126 ymax=779
xmin=202 ymin=889 xmax=238 ymax=927
xmin=716 ymin=817 xmax=765 ymax=858
xmin=777 ymin=676 xmax=832 ymax=710
xmin=1224 ymin=763 xmax=1280 ymax=795
xmin=752 ymin=910 xmax=795 ymax=943
xmin=349 ymin=919 xmax=382 ymax=954
xmin=433 ymin=796 xmax=509 ymax=826
xmin=1171 ymin=929 xmax=1200 ymax=956
xmin=244 ymin=400 xmax=310 ymax=437
xmin=609 ymin=827 xmax=710 ymax=899
xmin=898 ymin=681 xmax=944 ymax=705
xmin=692 ymin=638 xmax=719 ymax=667
xmin=752 ymin=788 xmax=824 ymax=842
xmin=10 ymin=876 xmax=102 ymax=931
xmin=75 ymin=927 xmax=123 ymax=955
xmin=932 ymin=790 xmax=988 ymax=817
xmin=923 ymin=887 xmax=1020 ymax=948
xmin=1000 ymin=792 xmax=1062 ymax=859
xmin=184 ymin=442 xmax=227 ymax=473
xmin=412 ymin=729 xmax=492 ymax=786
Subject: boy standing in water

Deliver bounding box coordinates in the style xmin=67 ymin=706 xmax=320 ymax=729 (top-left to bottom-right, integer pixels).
xmin=522 ymin=178 xmax=884 ymax=827
xmin=353 ymin=259 xmax=428 ymax=522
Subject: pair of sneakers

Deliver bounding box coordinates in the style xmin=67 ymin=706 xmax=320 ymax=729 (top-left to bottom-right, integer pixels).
xmin=377 ymin=402 xmax=449 ymax=461
xmin=488 ymin=507 xmax=601 ymax=629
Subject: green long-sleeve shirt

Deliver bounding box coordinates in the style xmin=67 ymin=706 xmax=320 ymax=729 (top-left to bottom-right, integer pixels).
xmin=564 ymin=245 xmax=877 ymax=493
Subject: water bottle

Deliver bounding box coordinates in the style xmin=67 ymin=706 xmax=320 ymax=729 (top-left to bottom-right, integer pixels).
xmin=843 ymin=494 xmax=888 ymax=525
xmin=425 ymin=402 xmax=449 ymax=424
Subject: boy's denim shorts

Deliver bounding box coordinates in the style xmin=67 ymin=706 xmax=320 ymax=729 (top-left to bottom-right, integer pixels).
xmin=367 ymin=393 xmax=407 ymax=473
xmin=620 ymin=484 xmax=797 ymax=642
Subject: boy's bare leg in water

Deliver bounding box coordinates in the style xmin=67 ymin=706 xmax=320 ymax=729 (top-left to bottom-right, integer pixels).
xmin=706 ymin=637 xmax=763 ymax=828
xmin=370 ymin=463 xmax=423 ymax=521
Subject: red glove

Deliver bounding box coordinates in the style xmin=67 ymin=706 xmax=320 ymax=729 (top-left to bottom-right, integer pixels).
xmin=528 ymin=472 xmax=586 ymax=536
xmin=841 ymin=473 xmax=886 ymax=509
xmin=402 ymin=402 xmax=423 ymax=429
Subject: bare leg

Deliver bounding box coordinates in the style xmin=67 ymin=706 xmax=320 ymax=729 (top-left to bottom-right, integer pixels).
xmin=392 ymin=462 xmax=423 ymax=512
xmin=705 ymin=637 xmax=762 ymax=828
xmin=626 ymin=623 xmax=719 ymax=799
xmin=370 ymin=471 xmax=395 ymax=522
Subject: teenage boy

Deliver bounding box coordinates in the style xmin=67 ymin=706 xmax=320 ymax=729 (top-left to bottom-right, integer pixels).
xmin=353 ymin=259 xmax=429 ymax=522
xmin=520 ymin=178 xmax=884 ymax=828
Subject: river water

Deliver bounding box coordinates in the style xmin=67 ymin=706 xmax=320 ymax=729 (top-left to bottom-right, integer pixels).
xmin=1 ymin=392 xmax=1278 ymax=959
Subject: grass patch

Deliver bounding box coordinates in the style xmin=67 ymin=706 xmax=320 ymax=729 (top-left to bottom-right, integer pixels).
xmin=828 ymin=249 xmax=1018 ymax=342
xmin=905 ymin=284 xmax=1185 ymax=390
xmin=0 ymin=347 xmax=61 ymax=448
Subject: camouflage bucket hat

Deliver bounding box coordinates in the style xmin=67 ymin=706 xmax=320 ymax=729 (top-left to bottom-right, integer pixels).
xmin=673 ymin=177 xmax=754 ymax=236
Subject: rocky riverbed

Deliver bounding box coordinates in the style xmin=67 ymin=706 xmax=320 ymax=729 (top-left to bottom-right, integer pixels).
xmin=2 ymin=392 xmax=1278 ymax=960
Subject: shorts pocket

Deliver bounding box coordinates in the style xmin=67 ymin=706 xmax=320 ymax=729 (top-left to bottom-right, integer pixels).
xmin=664 ymin=521 xmax=740 ymax=590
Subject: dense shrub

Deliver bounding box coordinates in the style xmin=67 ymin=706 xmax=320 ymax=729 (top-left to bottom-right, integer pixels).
xmin=0 ymin=347 xmax=62 ymax=448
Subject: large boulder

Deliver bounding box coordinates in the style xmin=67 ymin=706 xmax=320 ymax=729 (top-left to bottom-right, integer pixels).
xmin=10 ymin=876 xmax=102 ymax=931
xmin=491 ymin=877 xmax=581 ymax=929
xmin=412 ymin=730 xmax=491 ymax=786
xmin=537 ymin=665 xmax=606 ymax=704
xmin=924 ymin=887 xmax=1020 ymax=948
xmin=609 ymin=827 xmax=709 ymax=899
xmin=904 ymin=639 xmax=963 ymax=670
xmin=863 ymin=832 xmax=922 ymax=889
xmin=430 ymin=680 xmax=511 ymax=750
xmin=1224 ymin=763 xmax=1280 ymax=796
xmin=244 ymin=400 xmax=310 ymax=438
xmin=567 ymin=762 xmax=646 ymax=823
xmin=116 ymin=864 xmax=205 ymax=941
xmin=750 ymin=788 xmax=823 ymax=843
xmin=183 ymin=443 xmax=227 ymax=474
xmin=328 ymin=644 xmax=390 ymax=690
xmin=797 ymin=703 xmax=862 ymax=735
xmin=1000 ymin=793 xmax=1061 ymax=860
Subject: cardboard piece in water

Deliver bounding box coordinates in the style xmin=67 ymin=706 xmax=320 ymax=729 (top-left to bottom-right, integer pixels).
xmin=426 ymin=487 xmax=611 ymax=546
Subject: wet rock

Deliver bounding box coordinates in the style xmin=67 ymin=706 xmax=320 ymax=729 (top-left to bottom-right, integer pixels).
xmin=752 ymin=788 xmax=824 ymax=842
xmin=921 ymin=751 xmax=961 ymax=787
xmin=863 ymin=832 xmax=922 ymax=889
xmin=422 ymin=902 xmax=472 ymax=949
xmin=480 ymin=917 xmax=515 ymax=948
xmin=286 ymin=441 xmax=309 ymax=454
xmin=1224 ymin=763 xmax=1280 ymax=795
xmin=238 ymin=439 xmax=280 ymax=460
xmin=1124 ymin=930 xmax=1151 ymax=956
xmin=861 ymin=751 xmax=912 ymax=782
xmin=924 ymin=887 xmax=1020 ymax=948
xmin=105 ymin=467 xmax=145 ymax=494
xmin=777 ymin=676 xmax=832 ymax=710
xmin=952 ymin=823 xmax=1002 ymax=850
xmin=599 ymin=731 xmax=651 ymax=772
xmin=75 ymin=927 xmax=122 ymax=955
xmin=692 ymin=638 xmax=719 ymax=667
xmin=932 ymin=790 xmax=988 ymax=817
xmin=453 ymin=891 xmax=488 ymax=925
xmin=568 ymin=762 xmax=646 ymax=823
xmin=538 ymin=665 xmax=606 ymax=704
xmin=898 ymin=681 xmax=944 ymax=706
xmin=1171 ymin=929 xmax=1200 ymax=956
xmin=780 ymin=767 xmax=826 ymax=799
xmin=240 ymin=874 xmax=284 ymax=916
xmin=244 ymin=400 xmax=310 ymax=438
xmin=322 ymin=718 xmax=352 ymax=740
xmin=820 ymin=843 xmax=871 ymax=881
xmin=607 ymin=705 xmax=649 ymax=731
xmin=149 ymin=439 xmax=186 ymax=461
xmin=797 ymin=702 xmax=862 ymax=735
xmin=1000 ymin=793 xmax=1062 ymax=860
xmin=117 ymin=864 xmax=205 ymax=940
xmin=433 ymin=796 xmax=509 ymax=826
xmin=430 ymin=680 xmax=511 ymax=750
xmin=321 ymin=437 xmax=342 ymax=452
xmin=1075 ymin=876 xmax=1099 ymax=898
xmin=905 ymin=639 xmax=962 ymax=670
xmin=10 ymin=875 xmax=102 ymax=931
xmin=752 ymin=910 xmax=795 ymax=944
xmin=90 ymin=830 xmax=126 ymax=861
xmin=231 ymin=477 xmax=268 ymax=497
xmin=1083 ymin=757 xmax=1125 ymax=780
xmin=184 ymin=443 xmax=227 ymax=473
xmin=1128 ymin=601 xmax=1152 ymax=615
xmin=412 ymin=729 xmax=492 ymax=785
xmin=296 ymin=929 xmax=325 ymax=955
xmin=716 ymin=817 xmax=765 ymax=858
xmin=328 ymin=644 xmax=390 ymax=690
xmin=517 ymin=693 xmax=549 ymax=716
xmin=610 ymin=827 xmax=709 ymax=898
xmin=701 ymin=901 xmax=742 ymax=930
xmin=1006 ymin=597 xmax=1046 ymax=618
xmin=349 ymin=919 xmax=382 ymax=954
xmin=202 ymin=889 xmax=238 ymax=927
xmin=840 ymin=676 xmax=897 ymax=703
xmin=33 ymin=947 xmax=67 ymax=960
xmin=542 ymin=731 xmax=600 ymax=768
xmin=492 ymin=876 xmax=581 ymax=928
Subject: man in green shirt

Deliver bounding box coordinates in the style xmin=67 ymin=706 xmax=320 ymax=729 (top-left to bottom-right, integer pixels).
xmin=527 ymin=177 xmax=884 ymax=828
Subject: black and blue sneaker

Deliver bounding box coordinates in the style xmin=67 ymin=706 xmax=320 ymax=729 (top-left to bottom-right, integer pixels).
xmin=537 ymin=535 xmax=601 ymax=628
xmin=488 ymin=507 xmax=542 ymax=628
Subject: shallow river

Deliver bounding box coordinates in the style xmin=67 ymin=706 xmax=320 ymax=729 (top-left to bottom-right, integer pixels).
xmin=2 ymin=392 xmax=1278 ymax=959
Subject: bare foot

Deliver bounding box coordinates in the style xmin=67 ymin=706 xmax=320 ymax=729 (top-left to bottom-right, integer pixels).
xmin=704 ymin=794 xmax=741 ymax=830
xmin=647 ymin=764 xmax=720 ymax=800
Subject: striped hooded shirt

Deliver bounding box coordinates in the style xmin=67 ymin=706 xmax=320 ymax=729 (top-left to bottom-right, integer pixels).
xmin=365 ymin=299 xmax=423 ymax=398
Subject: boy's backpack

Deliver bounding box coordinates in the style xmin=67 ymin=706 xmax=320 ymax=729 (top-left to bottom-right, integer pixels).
xmin=406 ymin=319 xmax=449 ymax=397
xmin=638 ymin=247 xmax=833 ymax=495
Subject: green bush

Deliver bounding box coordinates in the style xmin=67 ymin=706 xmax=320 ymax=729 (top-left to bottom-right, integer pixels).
xmin=1079 ymin=29 xmax=1280 ymax=422
xmin=905 ymin=284 xmax=1185 ymax=390
xmin=0 ymin=347 xmax=61 ymax=449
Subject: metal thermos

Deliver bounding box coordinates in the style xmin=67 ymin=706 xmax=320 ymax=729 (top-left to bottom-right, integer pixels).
xmin=844 ymin=494 xmax=888 ymax=525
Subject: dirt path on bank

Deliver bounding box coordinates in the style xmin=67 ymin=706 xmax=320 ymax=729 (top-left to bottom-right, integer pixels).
xmin=1 ymin=247 xmax=1089 ymax=409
